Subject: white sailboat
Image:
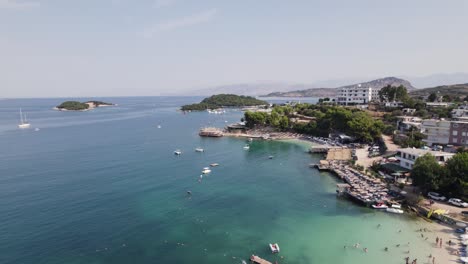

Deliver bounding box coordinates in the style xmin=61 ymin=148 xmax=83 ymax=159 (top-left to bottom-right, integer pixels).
xmin=18 ymin=108 xmax=31 ymax=129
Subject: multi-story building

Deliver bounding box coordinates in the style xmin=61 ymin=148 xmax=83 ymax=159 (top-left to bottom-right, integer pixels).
xmin=421 ymin=119 xmax=451 ymax=146
xmin=336 ymin=84 xmax=380 ymax=105
xmin=451 ymin=105 xmax=468 ymax=118
xmin=396 ymin=116 xmax=422 ymax=132
xmin=449 ymin=120 xmax=468 ymax=147
xmin=397 ymin=148 xmax=454 ymax=170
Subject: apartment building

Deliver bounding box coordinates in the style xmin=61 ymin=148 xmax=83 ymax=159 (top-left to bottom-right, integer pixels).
xmin=421 ymin=119 xmax=451 ymax=146
xmin=449 ymin=120 xmax=468 ymax=146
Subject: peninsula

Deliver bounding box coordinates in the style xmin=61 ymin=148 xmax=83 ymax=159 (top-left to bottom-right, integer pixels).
xmin=181 ymin=94 xmax=268 ymax=111
xmin=55 ymin=100 xmax=114 ymax=111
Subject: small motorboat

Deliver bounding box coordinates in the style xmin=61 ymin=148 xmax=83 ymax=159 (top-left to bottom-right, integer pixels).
xmin=210 ymin=163 xmax=219 ymax=167
xmin=195 ymin=147 xmax=204 ymax=152
xmin=202 ymin=167 xmax=211 ymax=174
xmin=372 ymin=203 xmax=388 ymax=209
xmin=268 ymin=156 xmax=274 ymax=159
xmin=269 ymin=243 xmax=280 ymax=253
xmin=243 ymin=145 xmax=250 ymax=150
xmin=391 ymin=203 xmax=402 ymax=209
xmin=386 ymin=208 xmax=404 ymax=214
xmin=174 ymin=150 xmax=182 ymax=155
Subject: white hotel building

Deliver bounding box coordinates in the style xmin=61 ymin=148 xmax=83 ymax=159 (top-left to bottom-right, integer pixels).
xmin=397 ymin=148 xmax=454 ymax=170
xmin=336 ymin=84 xmax=380 ymax=105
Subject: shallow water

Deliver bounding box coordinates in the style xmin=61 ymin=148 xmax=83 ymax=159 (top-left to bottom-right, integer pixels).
xmin=0 ymin=97 xmax=435 ymax=264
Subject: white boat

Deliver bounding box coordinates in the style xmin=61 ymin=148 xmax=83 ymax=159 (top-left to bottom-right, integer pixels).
xmin=202 ymin=167 xmax=211 ymax=174
xmin=460 ymin=257 xmax=468 ymax=263
xmin=195 ymin=147 xmax=204 ymax=152
xmin=18 ymin=108 xmax=31 ymax=129
xmin=386 ymin=208 xmax=404 ymax=214
xmin=391 ymin=203 xmax=402 ymax=209
xmin=174 ymin=150 xmax=182 ymax=155
xmin=269 ymin=243 xmax=280 ymax=253
xmin=243 ymin=145 xmax=250 ymax=150
xmin=210 ymin=163 xmax=219 ymax=167
xmin=372 ymin=203 xmax=388 ymax=209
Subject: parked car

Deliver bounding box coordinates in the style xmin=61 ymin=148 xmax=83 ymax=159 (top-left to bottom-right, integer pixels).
xmin=427 ymin=192 xmax=446 ymax=201
xmin=448 ymin=198 xmax=468 ymax=207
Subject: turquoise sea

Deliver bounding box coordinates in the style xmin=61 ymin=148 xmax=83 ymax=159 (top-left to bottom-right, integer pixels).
xmin=0 ymin=97 xmax=436 ymax=264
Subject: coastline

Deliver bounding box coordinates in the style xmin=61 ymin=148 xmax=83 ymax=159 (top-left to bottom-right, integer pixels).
xmin=223 ymin=132 xmax=460 ymax=264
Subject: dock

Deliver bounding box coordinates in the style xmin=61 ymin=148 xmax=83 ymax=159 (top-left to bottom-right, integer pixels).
xmin=250 ymin=255 xmax=272 ymax=264
xmin=313 ymin=160 xmax=391 ymax=206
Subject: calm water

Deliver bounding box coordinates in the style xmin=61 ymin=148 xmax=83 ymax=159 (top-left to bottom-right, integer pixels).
xmin=0 ymin=97 xmax=434 ymax=264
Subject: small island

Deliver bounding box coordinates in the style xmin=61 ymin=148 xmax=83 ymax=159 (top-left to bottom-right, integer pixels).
xmin=181 ymin=94 xmax=268 ymax=111
xmin=55 ymin=100 xmax=114 ymax=111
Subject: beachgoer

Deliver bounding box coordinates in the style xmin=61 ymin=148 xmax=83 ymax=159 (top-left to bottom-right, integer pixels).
xmin=436 ymin=237 xmax=439 ymax=244
xmin=421 ymin=233 xmax=424 ymax=238
xmin=432 ymin=256 xmax=435 ymax=264
xmin=396 ymin=244 xmax=400 ymax=247
xmin=364 ymin=248 xmax=368 ymax=253
xmin=384 ymin=247 xmax=388 ymax=251
xmin=405 ymin=256 xmax=409 ymax=264
xmin=448 ymin=240 xmax=451 ymax=245
xmin=439 ymin=239 xmax=442 ymax=248
xmin=344 ymin=245 xmax=347 ymax=249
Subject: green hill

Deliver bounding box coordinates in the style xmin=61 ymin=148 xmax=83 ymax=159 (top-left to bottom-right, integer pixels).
xmin=181 ymin=94 xmax=268 ymax=111
xmin=409 ymin=83 xmax=468 ymax=98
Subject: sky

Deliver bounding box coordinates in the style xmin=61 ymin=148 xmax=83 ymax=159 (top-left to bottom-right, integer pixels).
xmin=1 ymin=0 xmax=468 ymax=97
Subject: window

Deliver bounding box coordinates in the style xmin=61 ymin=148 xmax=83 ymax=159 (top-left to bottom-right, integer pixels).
xmin=405 ymin=162 xmax=410 ymax=167
xmin=453 ymin=131 xmax=458 ymax=136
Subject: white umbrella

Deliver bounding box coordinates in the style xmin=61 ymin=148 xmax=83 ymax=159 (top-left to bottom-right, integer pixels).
xmin=457 ymin=222 xmax=468 ymax=228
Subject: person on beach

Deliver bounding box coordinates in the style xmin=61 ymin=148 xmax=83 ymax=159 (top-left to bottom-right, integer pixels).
xmin=364 ymin=248 xmax=367 ymax=253
xmin=436 ymin=237 xmax=439 ymax=244
xmin=421 ymin=233 xmax=424 ymax=238
xmin=405 ymin=256 xmax=409 ymax=264
xmin=448 ymin=240 xmax=452 ymax=245
xmin=439 ymin=238 xmax=442 ymax=248
xmin=432 ymin=256 xmax=435 ymax=264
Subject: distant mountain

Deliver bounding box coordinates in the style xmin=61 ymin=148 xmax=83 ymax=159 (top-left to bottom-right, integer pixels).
xmin=402 ymin=73 xmax=468 ymax=88
xmin=409 ymin=83 xmax=468 ymax=98
xmin=262 ymin=77 xmax=415 ymax=97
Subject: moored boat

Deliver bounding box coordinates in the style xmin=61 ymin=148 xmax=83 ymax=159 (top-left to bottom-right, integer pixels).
xmin=174 ymin=150 xmax=182 ymax=155
xmin=210 ymin=163 xmax=219 ymax=167
xmin=269 ymin=243 xmax=280 ymax=253
xmin=243 ymin=145 xmax=250 ymax=150
xmin=195 ymin=147 xmax=204 ymax=152
xmin=386 ymin=208 xmax=404 ymax=214
xmin=372 ymin=202 xmax=388 ymax=209
xmin=202 ymin=167 xmax=211 ymax=174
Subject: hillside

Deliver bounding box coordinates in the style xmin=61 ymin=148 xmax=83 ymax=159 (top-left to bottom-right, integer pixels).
xmin=181 ymin=94 xmax=268 ymax=111
xmin=262 ymin=77 xmax=415 ymax=97
xmin=409 ymin=83 xmax=468 ymax=98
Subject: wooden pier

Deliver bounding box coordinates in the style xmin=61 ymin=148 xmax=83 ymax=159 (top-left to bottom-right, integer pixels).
xmin=250 ymin=255 xmax=272 ymax=264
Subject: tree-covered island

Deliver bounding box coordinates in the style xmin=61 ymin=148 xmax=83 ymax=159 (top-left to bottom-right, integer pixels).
xmin=55 ymin=100 xmax=114 ymax=111
xmin=181 ymin=94 xmax=268 ymax=111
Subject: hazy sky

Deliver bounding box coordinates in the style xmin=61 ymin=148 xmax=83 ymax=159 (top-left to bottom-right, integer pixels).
xmin=1 ymin=0 xmax=468 ymax=97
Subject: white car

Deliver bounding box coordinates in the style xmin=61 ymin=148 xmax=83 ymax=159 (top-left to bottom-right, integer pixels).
xmin=448 ymin=198 xmax=468 ymax=208
xmin=427 ymin=192 xmax=446 ymax=201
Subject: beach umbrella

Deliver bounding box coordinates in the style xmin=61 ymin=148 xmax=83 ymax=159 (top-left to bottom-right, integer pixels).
xmin=456 ymin=222 xmax=467 ymax=228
